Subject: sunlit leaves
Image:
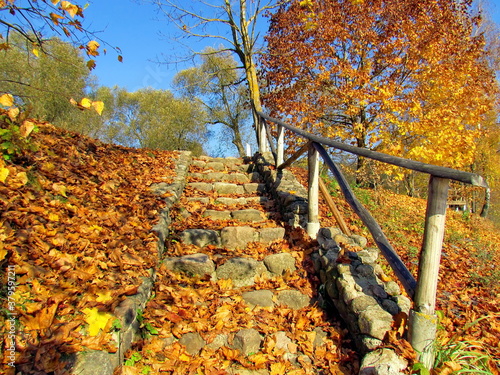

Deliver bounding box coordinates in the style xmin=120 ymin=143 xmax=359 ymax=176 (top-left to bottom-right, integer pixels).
xmin=83 ymin=307 xmax=113 ymax=336
xmin=86 ymin=40 xmax=100 ymax=56
xmin=261 ymin=0 xmax=498 ymax=179
xmin=60 ymin=1 xmax=80 ymax=18
xmin=70 ymin=97 xmax=104 ymax=115
xmin=50 ymin=12 xmax=64 ymax=25
xmin=0 ymin=93 xmax=14 ymax=107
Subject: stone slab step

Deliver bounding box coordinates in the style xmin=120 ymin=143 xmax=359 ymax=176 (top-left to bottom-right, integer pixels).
xmin=203 ymin=208 xmax=266 ymax=222
xmin=179 ymin=226 xmax=286 ymax=248
xmin=187 ymin=182 xmax=266 ymax=195
xmin=163 ymin=251 xmax=296 ymax=287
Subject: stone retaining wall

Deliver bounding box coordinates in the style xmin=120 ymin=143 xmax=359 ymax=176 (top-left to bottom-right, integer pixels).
xmin=71 ymin=151 xmax=192 ymax=375
xmin=253 ymin=152 xmax=309 ymax=228
xmin=254 ymin=153 xmax=410 ymax=374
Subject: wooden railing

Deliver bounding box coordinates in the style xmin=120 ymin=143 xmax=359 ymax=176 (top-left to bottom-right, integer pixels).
xmin=255 ymin=110 xmax=488 ymax=368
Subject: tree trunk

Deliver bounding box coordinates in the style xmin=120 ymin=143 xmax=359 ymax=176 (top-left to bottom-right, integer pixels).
xmin=231 ymin=123 xmax=246 ymax=158
xmin=480 ymin=186 xmax=490 ymax=218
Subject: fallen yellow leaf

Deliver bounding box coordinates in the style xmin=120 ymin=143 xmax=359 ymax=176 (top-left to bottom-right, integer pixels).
xmin=0 ymin=167 xmax=9 ymax=183
xmin=82 ymin=307 xmax=113 ymax=336
xmin=0 ymin=93 xmax=14 ymax=107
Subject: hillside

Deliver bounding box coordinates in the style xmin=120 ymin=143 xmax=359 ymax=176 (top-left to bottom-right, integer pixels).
xmin=292 ymin=168 xmax=500 ymax=372
xmin=1 ymin=114 xmax=499 ymax=374
xmin=0 ymin=115 xmax=179 ymax=374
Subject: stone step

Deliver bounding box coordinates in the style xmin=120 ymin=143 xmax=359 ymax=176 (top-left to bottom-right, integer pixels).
xmin=187 ymin=181 xmax=267 ymax=195
xmin=179 ymin=226 xmax=286 ymax=249
xmin=164 ymin=250 xmax=296 ymax=287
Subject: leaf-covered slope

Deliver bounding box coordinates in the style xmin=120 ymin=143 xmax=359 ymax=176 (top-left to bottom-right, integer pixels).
xmin=0 ymin=116 xmax=178 ymax=374
xmin=292 ymin=167 xmax=500 ymax=371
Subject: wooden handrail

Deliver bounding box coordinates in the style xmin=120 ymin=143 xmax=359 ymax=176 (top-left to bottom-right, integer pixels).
xmin=257 ymin=111 xmax=488 ymax=188
xmin=255 ymin=110 xmax=489 ymax=369
xmin=314 ymin=142 xmax=417 ymax=297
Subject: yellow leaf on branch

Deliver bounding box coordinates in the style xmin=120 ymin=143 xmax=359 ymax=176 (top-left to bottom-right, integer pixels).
xmin=50 ymin=12 xmax=64 ymax=25
xmin=80 ymin=97 xmax=92 ymax=109
xmin=61 ymin=1 xmax=78 ymax=18
xmin=86 ymin=59 xmax=96 ymax=70
xmin=92 ymin=101 xmax=104 ymax=115
xmin=87 ymin=40 xmax=100 ymax=57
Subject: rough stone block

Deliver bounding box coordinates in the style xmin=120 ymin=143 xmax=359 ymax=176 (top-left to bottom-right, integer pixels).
xmin=243 ymin=183 xmax=266 ymax=194
xmin=357 ymin=248 xmax=379 ymax=264
xmin=220 ymin=226 xmax=257 ymax=250
xmin=242 ymin=290 xmax=274 ymax=307
xmin=263 ymin=253 xmax=296 ymax=275
xmin=358 ymin=307 xmax=393 ymax=340
xmin=216 ymin=257 xmax=266 ymax=287
xmin=179 ymin=332 xmax=206 ymax=355
xmin=276 ymin=290 xmax=310 ymax=310
xmin=359 ymin=348 xmax=407 ymax=375
xmin=206 ymin=334 xmax=228 ymax=351
xmin=203 ymin=210 xmax=232 ymax=221
xmin=169 ymin=253 xmax=216 ymax=276
xmin=231 ymin=329 xmax=262 ymax=356
xmin=220 ymin=173 xmax=249 ymax=183
xmin=231 ymin=209 xmax=265 ymax=222
xmin=180 ymin=229 xmax=220 ymax=247
xmin=188 ymin=182 xmax=213 ymax=192
xmin=258 ymin=227 xmax=286 ymax=244
xmin=205 ymin=161 xmax=225 ymax=171
xmin=214 ymin=182 xmax=244 ymax=195
xmin=350 ymin=295 xmax=379 ymax=314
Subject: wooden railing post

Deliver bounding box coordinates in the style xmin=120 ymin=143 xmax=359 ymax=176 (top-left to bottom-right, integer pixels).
xmin=277 ymin=124 xmax=284 ymax=167
xmin=258 ymin=115 xmax=268 ymax=154
xmin=409 ymin=176 xmax=450 ymax=369
xmin=307 ymin=143 xmax=320 ymax=238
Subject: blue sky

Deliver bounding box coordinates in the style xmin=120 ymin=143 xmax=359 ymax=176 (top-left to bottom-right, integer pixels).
xmin=83 ymin=0 xmax=500 ymax=93
xmin=84 ymin=0 xmax=241 ymax=92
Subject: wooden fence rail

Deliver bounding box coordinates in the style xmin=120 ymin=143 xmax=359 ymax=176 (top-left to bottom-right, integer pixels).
xmin=255 ymin=110 xmax=488 ymax=369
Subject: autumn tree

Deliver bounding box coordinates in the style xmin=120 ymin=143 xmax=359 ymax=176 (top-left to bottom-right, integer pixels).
xmin=0 ymin=33 xmax=106 ymax=129
xmin=261 ymin=0 xmax=498 ymax=184
xmin=97 ymin=86 xmax=207 ymax=155
xmin=174 ymin=47 xmax=252 ymax=157
xmin=152 ymin=0 xmax=279 ymax=143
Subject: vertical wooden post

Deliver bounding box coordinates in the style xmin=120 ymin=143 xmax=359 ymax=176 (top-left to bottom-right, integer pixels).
xmin=277 ymin=124 xmax=284 ymax=167
xmin=307 ymin=143 xmax=320 ymax=238
xmin=258 ymin=116 xmax=268 ymax=154
xmin=409 ymin=176 xmax=450 ymax=369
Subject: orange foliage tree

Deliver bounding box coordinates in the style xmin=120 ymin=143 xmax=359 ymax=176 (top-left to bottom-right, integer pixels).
xmin=260 ymin=0 xmax=498 ymax=181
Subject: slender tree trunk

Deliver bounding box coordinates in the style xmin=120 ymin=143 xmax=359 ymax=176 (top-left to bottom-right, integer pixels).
xmin=231 ymin=122 xmax=246 ymax=158
xmin=480 ymin=187 xmax=490 ymax=217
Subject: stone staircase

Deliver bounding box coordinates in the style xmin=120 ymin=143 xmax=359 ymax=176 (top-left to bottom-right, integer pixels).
xmin=137 ymin=155 xmax=359 ymax=374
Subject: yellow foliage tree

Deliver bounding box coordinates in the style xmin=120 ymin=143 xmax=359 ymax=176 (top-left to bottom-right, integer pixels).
xmin=261 ymin=0 xmax=498 ymax=183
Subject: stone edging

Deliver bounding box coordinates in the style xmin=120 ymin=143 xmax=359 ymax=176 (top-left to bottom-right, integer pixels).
xmin=70 ymin=151 xmax=192 ymax=375
xmin=253 ymin=152 xmax=309 ymax=228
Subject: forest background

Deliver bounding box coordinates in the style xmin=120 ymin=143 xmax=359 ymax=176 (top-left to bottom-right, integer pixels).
xmin=1 ymin=0 xmax=500 ymax=217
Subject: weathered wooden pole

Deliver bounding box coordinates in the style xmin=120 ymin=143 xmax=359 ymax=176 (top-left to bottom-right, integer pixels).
xmin=318 ymin=178 xmax=351 ymax=236
xmin=307 ymin=143 xmax=320 ymax=238
xmin=409 ymin=176 xmax=450 ymax=369
xmin=276 ymin=124 xmax=284 ymax=167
